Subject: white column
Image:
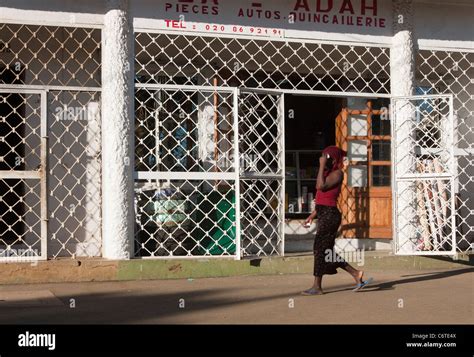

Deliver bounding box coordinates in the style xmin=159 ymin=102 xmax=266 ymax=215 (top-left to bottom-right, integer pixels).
xmin=391 ymin=0 xmax=415 ymax=97
xmin=391 ymin=0 xmax=416 ymax=253
xmin=101 ymin=0 xmax=134 ymax=259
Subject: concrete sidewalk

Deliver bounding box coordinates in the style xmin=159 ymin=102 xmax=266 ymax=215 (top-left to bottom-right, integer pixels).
xmin=1 ymin=267 xmax=472 ymax=324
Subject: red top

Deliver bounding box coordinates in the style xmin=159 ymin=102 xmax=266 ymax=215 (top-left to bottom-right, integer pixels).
xmin=315 ymin=175 xmax=341 ymax=207
xmin=314 ymin=146 xmax=346 ymax=207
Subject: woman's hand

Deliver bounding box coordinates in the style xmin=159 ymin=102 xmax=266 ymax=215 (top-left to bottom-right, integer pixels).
xmin=304 ymin=210 xmax=317 ymax=227
xmin=319 ymin=154 xmax=327 ymax=167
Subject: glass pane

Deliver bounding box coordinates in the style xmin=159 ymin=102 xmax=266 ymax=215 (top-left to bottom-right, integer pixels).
xmin=372 ymin=166 xmax=391 ymax=187
xmin=285 ymin=181 xmax=298 ymax=213
xmin=299 ymin=152 xmax=319 ymax=179
xmin=372 ymin=140 xmax=391 ymax=161
xmin=348 ymin=165 xmax=367 ymax=187
xmin=348 ymin=114 xmax=368 ymax=136
xmin=347 ymin=97 xmax=368 ymax=110
xmin=285 ymin=152 xmax=297 ymax=178
xmin=348 ymin=140 xmax=368 ymax=161
xmin=301 ymin=180 xmax=317 ymax=213
xmin=371 ymin=114 xmax=391 ymax=136
xmin=371 ymin=98 xmax=391 ymax=111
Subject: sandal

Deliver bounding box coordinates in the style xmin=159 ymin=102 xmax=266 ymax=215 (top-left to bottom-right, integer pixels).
xmin=353 ymin=277 xmax=373 ymax=292
xmin=301 ymin=288 xmax=324 ymax=296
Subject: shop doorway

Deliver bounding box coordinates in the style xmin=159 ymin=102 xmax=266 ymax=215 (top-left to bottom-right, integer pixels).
xmin=284 ymin=94 xmax=392 ymax=239
xmin=284 ymin=95 xmax=340 ymax=216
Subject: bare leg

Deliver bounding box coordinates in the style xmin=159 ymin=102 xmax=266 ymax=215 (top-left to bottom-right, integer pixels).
xmin=302 ymin=276 xmax=324 ymax=295
xmin=342 ymin=264 xmax=364 ymax=284
xmin=312 ymin=276 xmax=323 ymax=292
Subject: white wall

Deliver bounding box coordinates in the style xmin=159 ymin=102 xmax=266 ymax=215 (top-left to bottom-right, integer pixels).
xmin=1 ymin=0 xmax=474 ymax=50
xmin=0 ymin=0 xmax=104 ymax=27
xmin=414 ymin=0 xmax=474 ymax=50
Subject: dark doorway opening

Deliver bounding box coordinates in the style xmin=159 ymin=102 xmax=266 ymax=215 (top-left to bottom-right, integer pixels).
xmin=284 ymin=95 xmax=343 ymax=218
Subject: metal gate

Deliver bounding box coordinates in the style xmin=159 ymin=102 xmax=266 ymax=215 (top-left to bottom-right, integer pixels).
xmin=416 ymin=49 xmax=474 ymax=254
xmin=392 ymin=94 xmax=457 ymax=255
xmin=0 ymin=89 xmax=47 ymax=261
xmin=133 ymin=85 xmax=285 ymax=259
xmin=0 ymin=23 xmax=103 ymax=259
xmin=238 ymin=89 xmax=285 ymax=257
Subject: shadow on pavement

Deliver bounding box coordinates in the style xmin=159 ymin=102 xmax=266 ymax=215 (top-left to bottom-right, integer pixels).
xmin=427 ymin=255 xmax=474 ymax=266
xmin=0 ymin=287 xmax=302 ymax=324
xmin=358 ymin=267 xmax=474 ymax=292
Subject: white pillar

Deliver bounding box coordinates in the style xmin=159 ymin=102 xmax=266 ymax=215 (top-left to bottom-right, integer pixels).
xmin=391 ymin=0 xmax=415 ymax=97
xmin=391 ymin=0 xmax=417 ymax=253
xmin=101 ymin=0 xmax=134 ymax=259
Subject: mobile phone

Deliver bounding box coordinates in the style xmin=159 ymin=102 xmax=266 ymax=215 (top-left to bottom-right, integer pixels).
xmin=325 ymin=156 xmax=334 ymax=170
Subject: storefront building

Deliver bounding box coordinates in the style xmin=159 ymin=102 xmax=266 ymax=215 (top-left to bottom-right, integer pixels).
xmin=0 ymin=0 xmax=472 ymax=262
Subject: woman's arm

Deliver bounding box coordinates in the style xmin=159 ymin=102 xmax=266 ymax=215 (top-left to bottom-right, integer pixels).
xmin=316 ymin=156 xmax=343 ymax=192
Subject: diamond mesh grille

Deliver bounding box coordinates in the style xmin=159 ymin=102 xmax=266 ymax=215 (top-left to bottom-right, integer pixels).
xmin=1 ymin=23 xmax=102 ymax=259
xmin=395 ymin=178 xmax=455 ymax=253
xmin=134 ymin=86 xmax=238 ymax=257
xmin=416 ymin=50 xmax=474 ymax=253
xmin=135 ymin=87 xmax=235 ymax=173
xmin=393 ymin=95 xmax=456 ymax=254
xmin=0 ymin=24 xmax=101 ymax=87
xmin=0 ymin=91 xmax=43 ymax=260
xmin=240 ymin=179 xmax=283 ymax=257
xmin=238 ymin=91 xmax=284 ymax=257
xmin=135 ymin=179 xmax=237 ymax=257
xmin=3 ymin=23 xmax=470 ymax=259
xmin=0 ymin=178 xmax=42 ymax=259
xmin=135 ymin=33 xmax=390 ymax=94
xmin=0 ymin=92 xmax=41 ymax=170
xmin=48 ymin=91 xmax=102 ymax=258
xmin=238 ymin=91 xmax=283 ymax=175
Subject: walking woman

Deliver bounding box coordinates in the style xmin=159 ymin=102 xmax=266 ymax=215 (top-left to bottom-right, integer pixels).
xmin=302 ymin=146 xmax=372 ymax=295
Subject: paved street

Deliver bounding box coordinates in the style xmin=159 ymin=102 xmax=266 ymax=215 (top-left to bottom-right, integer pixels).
xmin=0 ymin=268 xmax=472 ymax=324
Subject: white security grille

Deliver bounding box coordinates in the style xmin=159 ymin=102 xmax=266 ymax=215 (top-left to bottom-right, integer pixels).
xmin=134 ymin=86 xmax=286 ymax=258
xmin=135 ymin=178 xmax=237 ymax=257
xmin=134 ymin=31 xmax=391 ymax=258
xmin=135 ymin=32 xmax=390 ymax=94
xmin=0 ymin=24 xmax=101 ymax=87
xmin=135 ymin=87 xmax=236 ymax=173
xmin=392 ymin=95 xmax=456 ymax=255
xmin=0 ymin=90 xmax=46 ymax=261
xmin=48 ymin=90 xmax=102 ymax=258
xmin=238 ymin=90 xmax=284 ymax=257
xmin=1 ymin=24 xmax=102 ymax=258
xmin=240 ymin=178 xmax=284 ymax=256
xmin=134 ymin=86 xmax=239 ymax=258
xmin=416 ymin=50 xmax=474 ymax=254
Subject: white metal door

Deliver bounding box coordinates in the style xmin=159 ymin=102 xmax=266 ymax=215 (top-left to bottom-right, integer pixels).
xmin=238 ymin=89 xmax=285 ymax=257
xmin=392 ymin=94 xmax=456 ymax=255
xmin=0 ymin=88 xmax=47 ymax=261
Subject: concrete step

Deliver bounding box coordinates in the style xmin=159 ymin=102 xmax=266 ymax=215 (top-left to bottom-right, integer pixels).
xmin=0 ymin=251 xmax=471 ymax=285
